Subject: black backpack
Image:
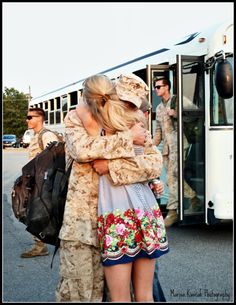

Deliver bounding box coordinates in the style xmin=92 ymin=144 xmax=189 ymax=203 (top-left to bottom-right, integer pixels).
xmin=11 ymin=141 xmax=73 ymax=261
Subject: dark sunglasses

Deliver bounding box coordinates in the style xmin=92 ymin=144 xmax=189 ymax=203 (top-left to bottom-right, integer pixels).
xmin=26 ymin=115 xmax=40 ymax=120
xmin=154 ymin=85 xmax=165 ymax=90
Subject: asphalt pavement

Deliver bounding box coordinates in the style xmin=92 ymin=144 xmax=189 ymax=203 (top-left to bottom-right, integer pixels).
xmin=2 ymin=149 xmax=234 ymax=303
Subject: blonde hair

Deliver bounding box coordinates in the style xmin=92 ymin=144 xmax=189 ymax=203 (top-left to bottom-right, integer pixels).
xmin=82 ymin=74 xmax=146 ymax=134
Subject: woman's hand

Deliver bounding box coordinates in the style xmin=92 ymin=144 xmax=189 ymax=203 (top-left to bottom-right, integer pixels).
xmin=150 ymin=180 xmax=164 ymax=195
xmin=92 ymin=159 xmax=109 ymax=175
xmin=131 ymin=122 xmax=147 ymax=146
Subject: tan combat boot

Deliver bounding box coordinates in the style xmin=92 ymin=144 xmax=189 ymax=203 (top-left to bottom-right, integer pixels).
xmin=164 ymin=209 xmax=178 ymax=227
xmin=21 ymin=240 xmax=49 ymax=258
xmin=186 ymin=196 xmax=202 ymax=213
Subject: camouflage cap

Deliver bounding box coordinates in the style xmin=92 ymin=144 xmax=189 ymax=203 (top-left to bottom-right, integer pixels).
xmin=116 ymin=73 xmax=149 ymax=108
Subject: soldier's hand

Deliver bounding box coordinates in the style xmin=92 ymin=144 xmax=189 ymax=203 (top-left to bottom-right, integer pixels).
xmin=167 ymin=108 xmax=177 ymax=118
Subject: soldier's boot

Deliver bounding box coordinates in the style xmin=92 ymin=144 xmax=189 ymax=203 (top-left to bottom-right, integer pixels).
xmin=20 ymin=240 xmax=49 ymax=258
xmin=164 ymin=209 xmax=178 ymax=227
xmin=186 ymin=196 xmax=202 ymax=212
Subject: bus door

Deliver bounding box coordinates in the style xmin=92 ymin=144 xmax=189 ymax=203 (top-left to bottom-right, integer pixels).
xmin=176 ymin=55 xmax=205 ymax=224
xmin=147 ymin=64 xmax=176 ymax=212
xmin=148 ymin=57 xmax=205 ymax=224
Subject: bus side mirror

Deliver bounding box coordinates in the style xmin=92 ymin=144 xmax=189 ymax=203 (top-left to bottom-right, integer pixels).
xmin=215 ymin=59 xmax=233 ymax=99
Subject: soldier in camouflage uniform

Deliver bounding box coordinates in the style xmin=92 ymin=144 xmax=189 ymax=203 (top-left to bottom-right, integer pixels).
xmin=55 ymin=77 xmax=164 ymax=302
xmin=21 ymin=108 xmax=59 ymax=258
xmin=153 ymin=78 xmax=198 ymax=227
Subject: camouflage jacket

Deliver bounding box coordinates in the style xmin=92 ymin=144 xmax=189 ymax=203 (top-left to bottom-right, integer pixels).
xmin=59 ymin=110 xmax=163 ymax=246
xmin=153 ymin=97 xmax=189 ymax=155
xmin=153 ymin=98 xmax=176 ymax=155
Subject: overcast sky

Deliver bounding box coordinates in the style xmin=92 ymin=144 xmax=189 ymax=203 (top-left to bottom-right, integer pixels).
xmin=3 ymin=2 xmax=233 ymax=99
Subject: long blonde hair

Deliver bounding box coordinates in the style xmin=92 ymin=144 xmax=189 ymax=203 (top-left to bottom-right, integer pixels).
xmin=82 ymin=74 xmax=146 ymax=134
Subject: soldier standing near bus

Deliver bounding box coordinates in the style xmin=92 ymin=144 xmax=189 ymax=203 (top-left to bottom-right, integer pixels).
xmin=153 ymin=77 xmax=200 ymax=227
xmin=20 ymin=108 xmax=59 ymax=258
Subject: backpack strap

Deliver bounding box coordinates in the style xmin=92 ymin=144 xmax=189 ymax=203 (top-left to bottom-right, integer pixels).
xmin=169 ymin=95 xmax=177 ymax=131
xmin=38 ymin=128 xmax=58 ymax=150
xmin=170 ymin=95 xmax=177 ymax=110
xmin=50 ymin=238 xmax=60 ymax=269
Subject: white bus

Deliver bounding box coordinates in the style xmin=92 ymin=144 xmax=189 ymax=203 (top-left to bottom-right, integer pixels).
xmin=29 ymin=19 xmax=233 ymax=226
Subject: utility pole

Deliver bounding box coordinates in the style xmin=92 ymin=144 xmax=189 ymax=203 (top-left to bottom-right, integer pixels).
xmin=28 ymin=85 xmax=32 ymax=107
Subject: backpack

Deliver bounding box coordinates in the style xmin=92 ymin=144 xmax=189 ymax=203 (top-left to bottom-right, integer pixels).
xmin=38 ymin=128 xmax=64 ymax=150
xmin=11 ymin=141 xmax=73 ymax=264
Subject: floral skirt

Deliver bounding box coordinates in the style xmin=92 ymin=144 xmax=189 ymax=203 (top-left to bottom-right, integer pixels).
xmin=97 ymin=175 xmax=169 ymax=266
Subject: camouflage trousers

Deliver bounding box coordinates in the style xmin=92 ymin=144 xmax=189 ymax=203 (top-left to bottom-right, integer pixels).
xmin=55 ymin=240 xmax=104 ymax=302
xmin=163 ymin=149 xmax=196 ymax=210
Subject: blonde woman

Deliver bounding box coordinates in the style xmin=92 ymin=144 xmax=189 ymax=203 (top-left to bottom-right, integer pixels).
xmin=76 ymin=74 xmax=169 ymax=302
xmin=56 ymin=74 xmax=165 ymax=302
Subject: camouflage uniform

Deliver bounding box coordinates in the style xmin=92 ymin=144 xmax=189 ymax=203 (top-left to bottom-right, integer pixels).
xmin=56 ymin=110 xmax=163 ymax=302
xmin=153 ymin=98 xmax=196 ymax=211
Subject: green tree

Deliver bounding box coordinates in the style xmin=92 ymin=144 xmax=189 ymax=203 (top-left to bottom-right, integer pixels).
xmin=3 ymin=87 xmax=29 ymax=138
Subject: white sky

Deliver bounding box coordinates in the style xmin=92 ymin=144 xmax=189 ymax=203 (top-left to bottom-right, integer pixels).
xmin=3 ymin=2 xmax=234 ymax=99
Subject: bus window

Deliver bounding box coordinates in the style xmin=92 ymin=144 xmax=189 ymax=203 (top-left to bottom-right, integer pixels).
xmin=45 ymin=110 xmax=49 ymax=124
xmin=44 ymin=101 xmax=49 ymax=124
xmin=182 ymin=61 xmax=204 ymax=110
xmin=49 ymin=99 xmax=55 ymax=125
xmin=62 ymin=95 xmax=68 ymax=120
xmin=55 ymin=97 xmax=61 ymax=124
xmin=69 ymin=91 xmax=78 ymax=110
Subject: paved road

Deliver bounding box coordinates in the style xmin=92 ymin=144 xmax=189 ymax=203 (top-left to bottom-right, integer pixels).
xmin=2 ymin=149 xmax=234 ymax=303
xmin=159 ymin=223 xmax=233 ymax=302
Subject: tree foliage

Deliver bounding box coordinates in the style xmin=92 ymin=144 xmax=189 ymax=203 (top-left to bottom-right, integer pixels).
xmin=3 ymin=87 xmax=29 ymax=138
